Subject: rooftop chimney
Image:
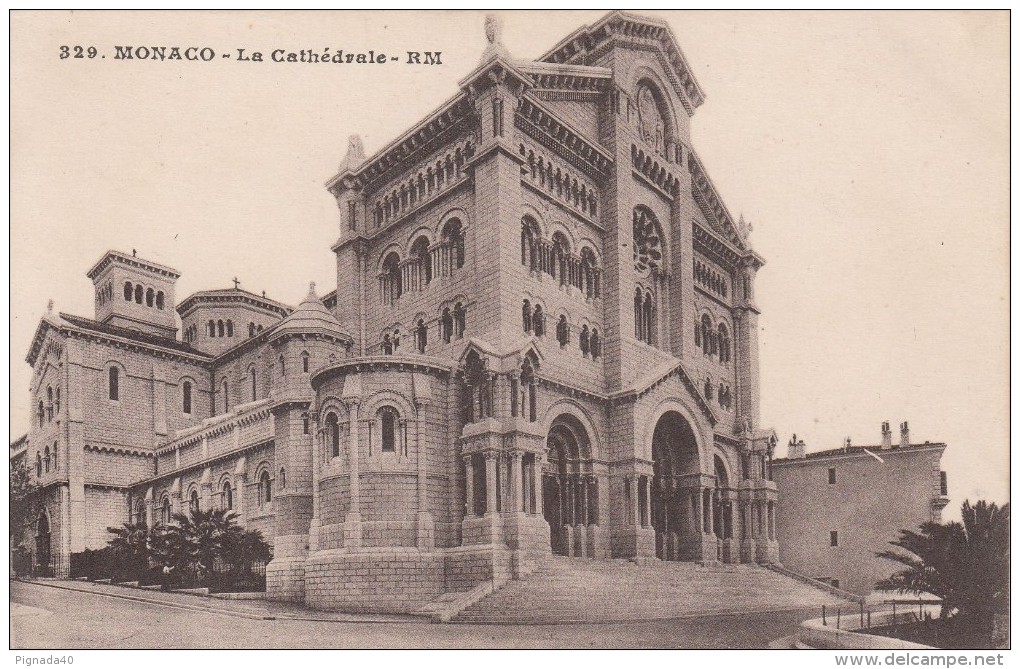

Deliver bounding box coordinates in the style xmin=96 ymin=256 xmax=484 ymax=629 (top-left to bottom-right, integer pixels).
xmin=881 ymin=421 xmax=893 ymax=450
xmin=787 ymin=434 xmax=805 ymax=460
xmin=898 ymin=421 xmax=910 ymax=449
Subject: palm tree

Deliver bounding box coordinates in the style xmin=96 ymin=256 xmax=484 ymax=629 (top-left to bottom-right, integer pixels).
xmin=171 ymin=509 xmax=240 ymax=583
xmin=877 ymin=500 xmax=1009 ymax=634
xmin=105 ymin=522 xmax=150 ymax=581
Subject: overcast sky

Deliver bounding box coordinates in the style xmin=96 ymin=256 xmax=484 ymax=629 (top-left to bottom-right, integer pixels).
xmin=10 ymin=11 xmax=1009 ymax=518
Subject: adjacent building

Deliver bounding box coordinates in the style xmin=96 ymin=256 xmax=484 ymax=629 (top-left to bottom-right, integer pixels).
xmin=13 ymin=11 xmax=780 ymax=613
xmin=772 ymin=422 xmax=949 ymax=595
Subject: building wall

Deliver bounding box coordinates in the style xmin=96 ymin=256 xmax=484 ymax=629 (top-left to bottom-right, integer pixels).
xmin=773 ymin=446 xmax=946 ymax=595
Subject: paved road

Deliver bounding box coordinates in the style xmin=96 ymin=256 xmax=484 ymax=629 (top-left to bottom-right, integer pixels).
xmin=10 ymin=580 xmax=815 ymax=649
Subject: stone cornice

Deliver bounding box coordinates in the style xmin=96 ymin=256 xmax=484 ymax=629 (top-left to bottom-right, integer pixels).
xmin=87 ymin=250 xmax=180 ymax=281
xmin=688 ymin=151 xmax=749 ymax=251
xmin=326 ymin=95 xmax=477 ymax=196
xmin=693 ymin=223 xmax=743 ymax=270
xmin=136 ymin=438 xmax=275 ymax=488
xmin=176 ymin=291 xmax=292 ymax=319
xmin=538 ymin=11 xmax=706 ymax=115
xmin=85 ymin=443 xmax=154 ymax=458
xmin=310 ymin=356 xmax=454 ymax=390
xmin=27 ymin=317 xmax=212 ymax=368
xmin=515 ymin=96 xmax=613 ymax=179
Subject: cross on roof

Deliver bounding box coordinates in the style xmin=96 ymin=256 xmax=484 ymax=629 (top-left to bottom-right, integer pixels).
xmin=232 ymin=277 xmax=241 ymax=290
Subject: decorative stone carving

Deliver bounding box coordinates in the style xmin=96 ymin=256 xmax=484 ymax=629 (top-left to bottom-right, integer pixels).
xmin=636 ymin=83 xmax=665 ymax=156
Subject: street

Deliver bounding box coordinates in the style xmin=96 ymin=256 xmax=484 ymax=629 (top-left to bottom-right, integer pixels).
xmin=10 ymin=580 xmax=813 ymax=649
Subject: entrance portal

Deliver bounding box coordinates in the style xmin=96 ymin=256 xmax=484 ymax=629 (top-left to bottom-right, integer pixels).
xmin=35 ymin=513 xmax=51 ymax=576
xmin=650 ymin=411 xmax=701 ymax=561
xmin=543 ymin=414 xmax=596 ymax=557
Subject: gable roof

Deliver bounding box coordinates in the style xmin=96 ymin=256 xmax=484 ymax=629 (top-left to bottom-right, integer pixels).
xmin=538 ymin=11 xmax=706 ymax=114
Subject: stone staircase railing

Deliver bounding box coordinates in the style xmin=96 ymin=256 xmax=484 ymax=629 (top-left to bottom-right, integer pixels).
xmin=763 ymin=563 xmax=865 ymax=604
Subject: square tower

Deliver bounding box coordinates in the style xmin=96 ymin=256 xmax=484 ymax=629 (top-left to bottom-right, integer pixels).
xmin=86 ymin=250 xmax=180 ymax=338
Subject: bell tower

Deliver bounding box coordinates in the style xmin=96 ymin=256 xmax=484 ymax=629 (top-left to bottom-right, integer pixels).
xmin=86 ymin=249 xmax=179 ymax=338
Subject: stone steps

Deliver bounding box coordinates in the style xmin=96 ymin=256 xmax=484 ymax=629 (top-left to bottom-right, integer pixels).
xmin=453 ymin=557 xmax=854 ymax=624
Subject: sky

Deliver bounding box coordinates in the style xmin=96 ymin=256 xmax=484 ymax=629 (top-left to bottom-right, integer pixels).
xmin=9 ymin=11 xmax=1010 ymax=518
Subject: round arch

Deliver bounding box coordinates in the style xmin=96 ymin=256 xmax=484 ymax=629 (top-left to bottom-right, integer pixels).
xmin=642 ymin=399 xmax=710 ymax=474
xmin=628 ymin=66 xmax=681 ymax=144
xmin=433 ymin=207 xmax=472 ymax=237
xmin=541 ymin=401 xmax=602 ymax=460
xmin=358 ymin=388 xmax=416 ymax=421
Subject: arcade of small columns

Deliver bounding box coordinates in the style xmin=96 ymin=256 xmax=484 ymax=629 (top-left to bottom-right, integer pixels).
xmin=308 ymin=395 xmax=434 ymax=551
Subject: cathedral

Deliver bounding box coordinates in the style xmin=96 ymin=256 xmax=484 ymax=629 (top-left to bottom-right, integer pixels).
xmin=16 ymin=11 xmax=779 ymax=613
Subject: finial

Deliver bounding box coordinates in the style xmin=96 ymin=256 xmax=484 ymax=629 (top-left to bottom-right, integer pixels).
xmin=479 ymin=13 xmax=510 ymax=64
xmin=262 ymin=290 xmax=266 ymax=298
xmin=132 ymin=249 xmax=137 ymax=257
xmin=737 ymin=213 xmax=753 ymax=245
xmin=46 ymin=299 xmax=54 ymax=314
xmin=232 ymin=277 xmax=241 ymax=290
xmin=338 ymin=134 xmax=366 ymax=172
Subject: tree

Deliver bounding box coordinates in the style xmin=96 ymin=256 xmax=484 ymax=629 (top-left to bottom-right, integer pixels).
xmin=10 ymin=460 xmax=39 ymax=576
xmin=170 ymin=509 xmax=241 ymax=583
xmin=222 ymin=528 xmax=272 ymax=572
xmin=106 ymin=522 xmax=150 ymax=580
xmin=876 ymin=500 xmax=1009 ymax=635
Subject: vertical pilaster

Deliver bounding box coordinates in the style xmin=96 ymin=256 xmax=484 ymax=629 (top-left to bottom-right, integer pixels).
xmin=484 ymin=452 xmax=497 ymax=516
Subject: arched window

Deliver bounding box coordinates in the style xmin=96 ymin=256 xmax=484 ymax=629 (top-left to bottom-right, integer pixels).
xmin=44 ymin=446 xmax=50 ymax=473
xmin=520 ymin=357 xmax=538 ymax=422
xmin=441 ymin=308 xmax=453 ymax=343
xmin=258 ymin=470 xmax=272 ymax=506
xmin=415 ymin=319 xmax=428 ymax=353
xmin=145 ymin=288 xmax=154 ymax=307
xmin=250 ymin=366 xmax=257 ymax=401
xmin=381 ymin=252 xmax=402 ymax=305
xmin=533 ymin=305 xmax=545 ymax=337
xmin=36 ymin=452 xmax=42 ymax=477
xmin=453 ymin=302 xmax=466 ymax=339
xmin=551 ymin=232 xmax=570 ymax=283
xmin=226 ymin=320 xmax=234 ymax=337
xmin=124 ymin=282 xmax=133 ymax=301
xmin=382 ymin=334 xmax=394 ymax=355
xmin=161 ymin=496 xmax=171 ymax=525
xmin=634 ymin=288 xmax=644 ymax=341
xmin=442 ymin=219 xmax=465 ymax=271
xmin=302 ymin=413 xmax=310 ymax=435
xmin=189 ymin=489 xmax=200 ymax=515
xmin=208 ymin=320 xmax=216 ymax=337
xmin=217 ymin=320 xmax=224 ymax=337
xmin=411 ymin=236 xmax=432 ymax=288
xmin=718 ymin=323 xmax=731 ymax=364
xmin=257 ymin=324 xmax=263 ymax=334
xmin=222 ymin=481 xmax=233 ymax=510
xmin=249 ymin=322 xmax=256 ymax=338
xmin=522 ymin=300 xmax=532 ymax=333
xmin=521 ymin=217 xmax=539 ymax=270
xmin=579 ymin=325 xmax=590 ymax=355
xmin=700 ymin=314 xmax=713 ymax=356
xmin=580 ymin=248 xmax=600 ymax=298
xmin=156 ymin=291 xmax=165 ymax=310
xmin=54 ymin=388 xmax=60 ymax=416
xmin=590 ymin=328 xmax=601 ymax=359
xmin=221 ymin=378 xmax=229 ymax=414
xmin=279 ymin=468 xmax=286 ymax=489
xmin=326 ymin=412 xmax=340 ymax=458
xmin=642 ymin=291 xmax=655 ymax=345
xmin=134 ymin=284 xmax=143 ymax=304
xmin=556 ymin=315 xmax=569 ymax=347
xmin=37 ymin=401 xmax=44 ymax=427
xmin=278 ymin=355 xmax=286 ymax=378
xmin=51 ymin=441 xmax=57 ymax=471
xmin=46 ymin=387 xmax=53 ymax=421
xmin=108 ymin=366 xmax=120 ymax=401
xmin=182 ymin=381 xmax=192 ymax=415
xmin=379 ymin=406 xmax=398 ymax=453
xmin=301 ymin=351 xmax=310 ymax=373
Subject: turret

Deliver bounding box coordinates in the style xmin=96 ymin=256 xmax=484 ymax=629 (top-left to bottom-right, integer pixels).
xmin=86 ymin=250 xmax=179 ymax=338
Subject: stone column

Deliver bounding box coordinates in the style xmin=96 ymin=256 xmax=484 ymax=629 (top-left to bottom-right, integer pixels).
xmin=484 ymin=452 xmax=497 ymax=515
xmin=345 ymin=399 xmax=362 ymax=548
xmin=200 ymin=467 xmax=214 ymax=512
xmin=643 ymin=478 xmax=652 ymax=529
xmin=704 ymin=489 xmax=713 ymax=536
xmin=534 ymin=453 xmax=544 ymax=516
xmin=692 ymin=489 xmax=702 ymax=534
xmin=510 ymin=450 xmax=523 ymax=513
xmin=580 ymin=476 xmax=589 ymax=525
xmin=309 ymin=411 xmax=321 ymax=551
xmin=464 ymin=455 xmax=475 ymax=517
xmin=627 ymin=475 xmax=638 ymax=526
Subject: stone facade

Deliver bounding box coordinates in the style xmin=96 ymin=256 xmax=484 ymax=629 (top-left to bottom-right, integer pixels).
xmin=772 ymin=424 xmax=949 ymax=595
xmin=14 ymin=11 xmax=780 ymax=613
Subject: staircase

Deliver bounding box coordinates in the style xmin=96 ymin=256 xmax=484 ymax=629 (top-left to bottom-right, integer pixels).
xmin=453 ymin=556 xmax=854 ymax=624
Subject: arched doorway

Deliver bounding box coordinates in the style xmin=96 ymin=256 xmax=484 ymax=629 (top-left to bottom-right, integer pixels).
xmin=543 ymin=415 xmax=595 ymax=557
xmin=650 ymin=411 xmax=701 ymax=561
xmin=35 ymin=513 xmax=51 ymax=576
